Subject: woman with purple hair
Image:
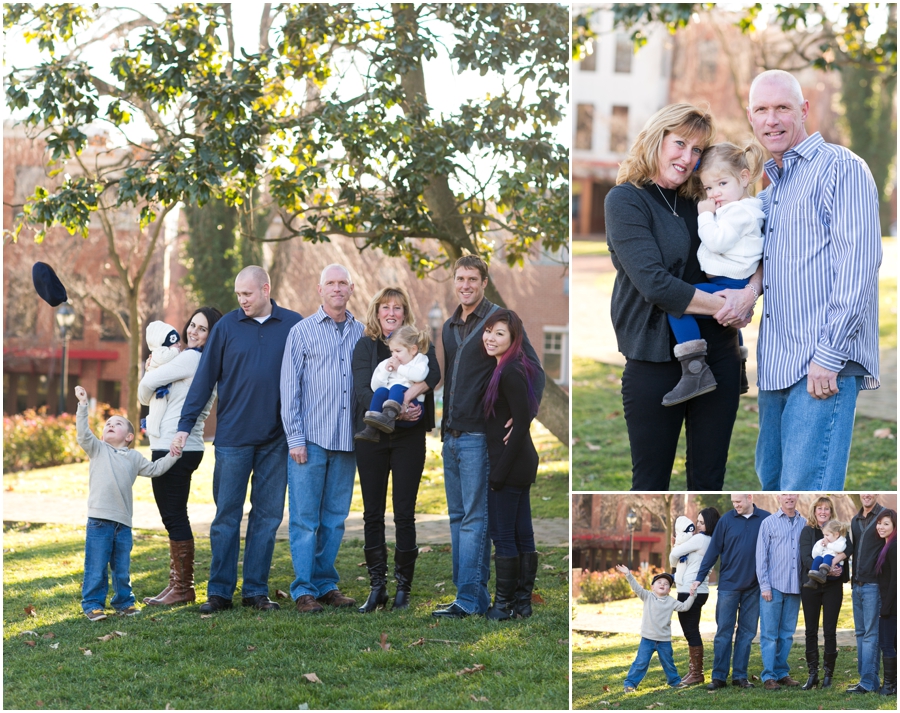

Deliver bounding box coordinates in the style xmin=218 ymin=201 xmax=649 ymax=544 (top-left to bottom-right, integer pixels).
xmin=875 ymin=509 xmax=897 ymax=695
xmin=481 ymin=309 xmax=541 ymax=620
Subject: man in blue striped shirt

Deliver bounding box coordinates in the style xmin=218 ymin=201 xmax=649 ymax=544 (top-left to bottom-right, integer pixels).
xmin=280 ymin=264 xmax=364 ymax=613
xmin=747 ymin=70 xmax=882 ymax=491
xmin=755 ymin=493 xmax=805 ymax=689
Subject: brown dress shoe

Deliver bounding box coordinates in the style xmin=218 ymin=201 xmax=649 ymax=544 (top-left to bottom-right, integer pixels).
xmin=764 ymin=679 xmax=782 ymax=690
xmin=318 ymin=589 xmax=356 ymax=608
xmin=295 ymin=594 xmax=324 ymax=613
xmin=777 ymin=675 xmax=801 ymax=687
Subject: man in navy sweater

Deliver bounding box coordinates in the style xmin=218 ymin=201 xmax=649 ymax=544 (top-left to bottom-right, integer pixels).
xmin=173 ymin=266 xmax=301 ymax=613
xmin=693 ymin=494 xmax=771 ymax=689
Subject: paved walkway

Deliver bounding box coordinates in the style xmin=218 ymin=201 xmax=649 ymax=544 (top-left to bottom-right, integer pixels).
xmin=1 ymin=492 xmax=570 ymax=547
xmin=572 ymin=590 xmax=857 ymax=647
xmin=572 ymin=238 xmax=897 ymax=421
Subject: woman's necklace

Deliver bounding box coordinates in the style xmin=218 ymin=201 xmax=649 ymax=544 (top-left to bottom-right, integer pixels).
xmin=655 ymin=184 xmax=678 ymax=217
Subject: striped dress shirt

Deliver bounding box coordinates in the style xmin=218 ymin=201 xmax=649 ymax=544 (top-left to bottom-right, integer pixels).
xmin=755 ymin=508 xmax=805 ymax=595
xmin=757 ymin=132 xmax=881 ymax=391
xmin=280 ymin=306 xmax=364 ymax=452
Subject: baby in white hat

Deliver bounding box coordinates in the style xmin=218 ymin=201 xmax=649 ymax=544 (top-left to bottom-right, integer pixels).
xmin=143 ymin=322 xmax=182 ymax=437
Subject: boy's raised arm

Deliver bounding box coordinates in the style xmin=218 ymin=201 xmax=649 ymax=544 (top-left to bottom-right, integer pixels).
xmin=74 ymin=387 xmax=103 ymax=458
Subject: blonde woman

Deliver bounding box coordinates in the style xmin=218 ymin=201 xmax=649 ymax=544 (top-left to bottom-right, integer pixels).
xmin=605 ymin=103 xmax=761 ymax=490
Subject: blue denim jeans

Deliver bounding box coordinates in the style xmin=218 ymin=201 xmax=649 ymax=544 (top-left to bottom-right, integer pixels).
xmin=624 ymin=638 xmax=682 ymax=689
xmin=442 ymin=432 xmax=491 ymax=614
xmin=488 ymin=485 xmax=535 ymax=558
xmin=81 ymin=517 xmax=134 ymax=613
xmin=287 ymin=443 xmax=356 ymax=600
xmin=758 ymin=589 xmax=801 ymax=681
xmin=756 ymin=375 xmax=861 ymax=490
xmin=207 ymin=436 xmax=288 ymax=600
xmin=713 ymin=586 xmax=760 ymax=681
xmin=852 ymin=582 xmax=882 ymax=690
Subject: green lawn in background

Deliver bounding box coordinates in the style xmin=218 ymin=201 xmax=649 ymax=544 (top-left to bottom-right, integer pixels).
xmin=3 ymin=522 xmax=569 ymax=710
xmin=571 ymin=240 xmax=609 ymax=257
xmin=572 ymin=632 xmax=893 ymax=710
xmin=572 ymin=357 xmax=897 ymax=491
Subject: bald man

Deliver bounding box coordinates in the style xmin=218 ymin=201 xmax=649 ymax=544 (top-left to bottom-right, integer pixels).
xmin=747 ymin=69 xmax=881 ymax=491
xmin=175 ymin=266 xmax=302 ymax=613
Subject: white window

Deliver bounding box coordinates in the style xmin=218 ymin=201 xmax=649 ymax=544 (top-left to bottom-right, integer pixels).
xmin=543 ymin=326 xmax=569 ymax=385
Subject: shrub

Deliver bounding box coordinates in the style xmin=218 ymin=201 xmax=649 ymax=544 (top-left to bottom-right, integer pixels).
xmin=3 ymin=404 xmax=125 ymax=472
xmin=578 ymin=566 xmax=667 ymax=604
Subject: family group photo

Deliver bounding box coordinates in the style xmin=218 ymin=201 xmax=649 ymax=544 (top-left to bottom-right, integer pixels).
xmin=2 ymin=4 xmax=570 ymax=710
xmin=572 ymin=493 xmax=898 ymax=710
xmin=571 ymin=3 xmax=897 ymax=492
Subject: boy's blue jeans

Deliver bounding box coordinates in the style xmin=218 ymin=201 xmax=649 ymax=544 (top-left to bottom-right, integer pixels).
xmin=624 ymin=637 xmax=682 ymax=689
xmin=668 ymin=277 xmax=748 ymax=343
xmin=369 ymin=385 xmax=422 ymax=427
xmin=81 ymin=517 xmax=135 ymax=613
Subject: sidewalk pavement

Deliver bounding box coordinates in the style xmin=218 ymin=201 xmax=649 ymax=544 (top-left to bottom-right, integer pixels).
xmin=572 ymin=238 xmax=897 ymax=421
xmin=572 ymin=588 xmax=857 ymax=647
xmin=1 ymin=492 xmax=570 ymax=547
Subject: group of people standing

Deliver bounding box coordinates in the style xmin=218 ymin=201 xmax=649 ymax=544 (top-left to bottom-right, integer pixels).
xmin=135 ymin=255 xmax=544 ymax=620
xmin=665 ymin=494 xmax=895 ymax=695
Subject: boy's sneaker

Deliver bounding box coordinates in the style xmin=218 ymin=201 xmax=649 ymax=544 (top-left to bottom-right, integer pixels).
xmin=116 ymin=606 xmax=141 ymax=616
xmin=85 ymin=609 xmax=107 ymax=622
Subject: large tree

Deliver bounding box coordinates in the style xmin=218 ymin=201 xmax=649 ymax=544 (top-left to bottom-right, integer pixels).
xmin=4 ymin=3 xmax=569 ymax=442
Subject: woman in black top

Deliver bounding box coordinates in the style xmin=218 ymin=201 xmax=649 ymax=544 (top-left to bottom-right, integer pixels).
xmin=604 ymin=104 xmax=761 ymax=490
xmin=351 ymin=287 xmax=441 ymax=613
xmin=875 ymin=509 xmax=897 ymax=695
xmin=481 ymin=309 xmax=541 ymax=621
xmin=798 ymin=496 xmax=849 ymax=689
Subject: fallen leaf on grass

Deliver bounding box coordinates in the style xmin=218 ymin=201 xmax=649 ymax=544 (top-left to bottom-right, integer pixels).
xmin=357 ymin=576 xmax=366 ymax=581
xmin=35 ymin=701 xmax=43 ymax=707
xmin=419 ymin=546 xmax=433 ymax=553
xmin=408 ymin=638 xmax=425 ymax=647
xmin=379 ymin=632 xmax=391 ymax=651
xmin=275 ymin=589 xmax=289 ymax=599
xmin=563 ymin=555 xmax=569 ymax=561
xmin=434 ymin=582 xmax=445 ymax=588
xmin=585 ymin=443 xmax=601 ymax=451
xmin=80 ymin=648 xmax=92 ymax=656
xmin=874 ymin=428 xmax=894 ymax=439
xmin=541 ymin=496 xmax=551 ymax=501
xmin=42 ymin=633 xmax=55 ymax=639
xmin=24 ymin=640 xmax=36 ymax=647
xmin=247 ymin=646 xmax=257 ymax=651
xmin=24 ymin=605 xmax=37 ymax=618
xmin=302 ymin=673 xmax=321 ymax=684
xmin=743 ymin=403 xmax=759 ymax=412
xmin=603 ymin=685 xmax=610 ymax=692
xmin=470 ymin=695 xmax=489 ymax=702
xmin=605 ymin=411 xmax=620 ymax=420
xmin=20 ymin=630 xmax=39 ymax=637
xmin=357 ymin=561 xmax=366 ymax=567
xmin=97 ymin=631 xmax=127 ymax=642
xmin=49 ymin=643 xmax=59 ymax=649
xmin=558 ymin=639 xmax=567 ymax=645
xmin=751 ymin=674 xmax=760 ymax=681
xmin=200 ymin=614 xmax=213 ymax=619
xmin=456 ymin=664 xmax=485 ymax=676
xmin=531 ymin=592 xmax=545 ymax=604
xmin=542 ymin=564 xmax=555 ymax=570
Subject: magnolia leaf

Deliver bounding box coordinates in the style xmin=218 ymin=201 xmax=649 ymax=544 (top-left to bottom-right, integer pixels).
xmin=24 ymin=640 xmax=36 ymax=647
xmin=874 ymin=428 xmax=894 ymax=439
xmin=585 ymin=443 xmax=601 ymax=451
xmin=302 ymin=673 xmax=321 ymax=684
xmin=20 ymin=630 xmax=39 ymax=637
xmin=49 ymin=643 xmax=59 ymax=649
xmin=408 ymin=637 xmax=425 ymax=647
xmin=24 ymin=605 xmax=37 ymax=617
xmin=80 ymin=648 xmax=92 ymax=656
xmin=456 ymin=663 xmax=486 ymax=676
xmin=532 ymin=592 xmax=545 ymax=604
xmin=42 ymin=633 xmax=55 ymax=639
xmin=470 ymin=695 xmax=489 ymax=702
xmin=419 ymin=546 xmax=433 ymax=553
xmin=542 ymin=564 xmax=555 ymax=570
xmin=275 ymin=589 xmax=289 ymax=599
xmin=247 ymin=646 xmax=257 ymax=651
xmin=379 ymin=632 xmax=391 ymax=651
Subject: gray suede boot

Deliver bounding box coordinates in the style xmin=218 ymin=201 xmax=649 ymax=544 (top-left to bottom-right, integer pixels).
xmin=662 ymin=339 xmax=718 ymax=407
xmin=364 ymin=400 xmax=402 ymax=433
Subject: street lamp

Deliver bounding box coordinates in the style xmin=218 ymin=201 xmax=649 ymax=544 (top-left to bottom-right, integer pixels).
xmin=428 ymin=301 xmax=443 ymax=345
xmin=626 ymin=509 xmax=638 ymax=570
xmin=55 ymin=303 xmax=76 ymax=414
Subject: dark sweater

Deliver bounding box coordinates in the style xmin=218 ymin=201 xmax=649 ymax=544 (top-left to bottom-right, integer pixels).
xmin=351 ymin=335 xmax=441 ymax=434
xmin=485 ymin=363 xmax=539 ymax=489
xmin=605 ymin=182 xmax=705 ymax=361
xmin=877 ymin=537 xmax=896 ymax=618
xmin=800 ymin=524 xmax=850 ymax=584
xmin=178 ymin=301 xmax=302 ymax=447
xmin=851 ymin=503 xmax=886 ymax=584
xmin=696 ymin=505 xmax=772 ymax=591
xmin=440 ymin=298 xmax=544 ymax=438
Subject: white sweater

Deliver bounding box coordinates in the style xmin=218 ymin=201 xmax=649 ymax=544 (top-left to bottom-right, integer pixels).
xmin=370 ymin=353 xmax=429 ymax=402
xmin=138 ymin=349 xmax=216 ymax=451
xmin=812 ymin=535 xmax=847 ymax=559
xmin=696 ymin=196 xmax=765 ymax=279
xmin=670 ymin=532 xmax=712 ymax=594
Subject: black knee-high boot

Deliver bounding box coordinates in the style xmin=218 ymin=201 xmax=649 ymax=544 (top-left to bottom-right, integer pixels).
xmin=357 ymin=543 xmax=389 ymax=613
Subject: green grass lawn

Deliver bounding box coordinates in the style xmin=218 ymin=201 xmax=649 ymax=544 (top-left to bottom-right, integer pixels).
xmin=4 ymin=426 xmax=569 ymax=521
xmin=3 ymin=522 xmax=569 ymax=710
xmin=572 ymin=631 xmax=893 ymax=710
xmin=572 ymin=239 xmax=609 ymax=257
xmin=572 ymin=358 xmax=897 ymax=491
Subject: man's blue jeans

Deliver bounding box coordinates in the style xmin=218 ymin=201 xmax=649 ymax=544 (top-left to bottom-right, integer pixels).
xmin=758 ymin=589 xmax=801 ymax=682
xmin=287 ymin=443 xmax=356 ymax=600
xmin=624 ymin=638 xmax=682 ymax=689
xmin=852 ymin=582 xmax=882 ymax=691
xmin=81 ymin=517 xmax=134 ymax=613
xmin=207 ymin=436 xmax=288 ymax=600
xmin=442 ymin=432 xmax=491 ymax=614
xmin=713 ymin=586 xmax=760 ymax=681
xmin=756 ymin=375 xmax=860 ymax=490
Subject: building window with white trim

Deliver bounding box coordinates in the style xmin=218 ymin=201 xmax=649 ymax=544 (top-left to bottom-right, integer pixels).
xmin=543 ymin=327 xmax=569 ymax=385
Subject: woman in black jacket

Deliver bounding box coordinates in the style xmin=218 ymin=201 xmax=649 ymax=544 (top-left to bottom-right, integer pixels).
xmin=875 ymin=509 xmax=897 ymax=695
xmin=481 ymin=309 xmax=541 ymax=621
xmin=605 ymin=104 xmax=761 ymax=490
xmin=351 ymin=287 xmax=441 ymax=613
xmin=798 ymin=496 xmax=849 ymax=689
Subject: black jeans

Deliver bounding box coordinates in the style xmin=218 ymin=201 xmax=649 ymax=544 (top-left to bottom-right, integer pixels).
xmin=623 ymin=322 xmax=740 ymax=490
xmin=800 ymin=578 xmax=843 ymax=653
xmin=488 ymin=484 xmax=535 ymax=558
xmin=355 ymin=429 xmax=426 ymax=552
xmin=880 ymin=615 xmax=897 ymax=657
xmin=150 ymin=450 xmax=204 ymax=541
xmin=677 ymin=591 xmax=709 ymax=647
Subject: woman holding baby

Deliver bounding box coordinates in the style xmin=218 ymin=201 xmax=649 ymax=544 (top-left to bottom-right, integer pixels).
xmin=138 ymin=307 xmax=222 ymax=605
